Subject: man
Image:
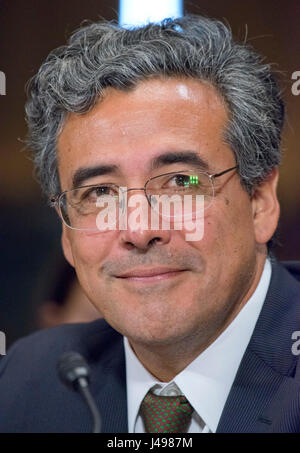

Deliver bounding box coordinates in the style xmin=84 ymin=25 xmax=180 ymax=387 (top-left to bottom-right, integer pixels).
xmin=0 ymin=15 xmax=299 ymax=433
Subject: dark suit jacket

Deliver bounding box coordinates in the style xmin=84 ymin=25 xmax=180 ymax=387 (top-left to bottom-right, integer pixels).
xmin=0 ymin=260 xmax=299 ymax=433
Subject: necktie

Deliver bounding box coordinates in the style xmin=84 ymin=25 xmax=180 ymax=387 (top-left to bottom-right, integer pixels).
xmin=140 ymin=391 xmax=194 ymax=433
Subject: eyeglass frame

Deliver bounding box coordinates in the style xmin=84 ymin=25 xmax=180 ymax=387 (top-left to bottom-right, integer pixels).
xmin=50 ymin=165 xmax=238 ymax=228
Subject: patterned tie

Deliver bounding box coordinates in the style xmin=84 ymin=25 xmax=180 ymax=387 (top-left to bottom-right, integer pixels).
xmin=140 ymin=391 xmax=194 ymax=433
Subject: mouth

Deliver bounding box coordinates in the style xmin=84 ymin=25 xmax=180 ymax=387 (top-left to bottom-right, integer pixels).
xmin=115 ymin=267 xmax=188 ymax=284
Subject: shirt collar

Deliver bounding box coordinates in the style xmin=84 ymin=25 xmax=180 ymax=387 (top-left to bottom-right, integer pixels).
xmin=124 ymin=258 xmax=272 ymax=433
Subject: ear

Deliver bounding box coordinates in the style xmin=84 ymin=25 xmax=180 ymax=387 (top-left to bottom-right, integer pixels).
xmin=61 ymin=223 xmax=75 ymax=268
xmin=251 ymin=168 xmax=280 ymax=245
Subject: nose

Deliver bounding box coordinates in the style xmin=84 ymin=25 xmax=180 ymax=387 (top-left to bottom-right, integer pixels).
xmin=118 ymin=190 xmax=171 ymax=251
xmin=120 ymin=228 xmax=171 ymax=251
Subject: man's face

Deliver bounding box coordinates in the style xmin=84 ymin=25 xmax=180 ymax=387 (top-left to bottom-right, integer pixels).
xmin=58 ymin=78 xmax=279 ymax=351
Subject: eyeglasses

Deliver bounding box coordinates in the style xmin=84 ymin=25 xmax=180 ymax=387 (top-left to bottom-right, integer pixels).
xmin=50 ymin=165 xmax=238 ymax=231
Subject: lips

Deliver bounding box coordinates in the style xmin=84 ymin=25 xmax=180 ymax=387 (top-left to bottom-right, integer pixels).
xmin=116 ymin=268 xmax=186 ymax=280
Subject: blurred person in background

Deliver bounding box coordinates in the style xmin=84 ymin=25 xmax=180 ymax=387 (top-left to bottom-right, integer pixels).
xmin=37 ymin=254 xmax=100 ymax=328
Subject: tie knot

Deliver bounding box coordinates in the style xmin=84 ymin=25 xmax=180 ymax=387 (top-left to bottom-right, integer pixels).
xmin=140 ymin=391 xmax=194 ymax=433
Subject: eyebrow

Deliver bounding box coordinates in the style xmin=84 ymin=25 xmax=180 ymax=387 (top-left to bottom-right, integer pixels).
xmin=151 ymin=151 xmax=210 ymax=172
xmin=71 ymin=151 xmax=210 ymax=188
xmin=72 ymin=164 xmax=119 ymax=188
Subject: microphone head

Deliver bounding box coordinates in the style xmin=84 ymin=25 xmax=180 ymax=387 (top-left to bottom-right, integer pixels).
xmin=57 ymin=351 xmax=91 ymax=390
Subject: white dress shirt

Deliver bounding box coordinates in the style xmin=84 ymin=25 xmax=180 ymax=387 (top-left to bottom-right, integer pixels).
xmin=124 ymin=259 xmax=272 ymax=433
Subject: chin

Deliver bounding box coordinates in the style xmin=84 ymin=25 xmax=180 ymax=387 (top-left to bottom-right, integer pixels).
xmin=123 ymin=320 xmax=195 ymax=346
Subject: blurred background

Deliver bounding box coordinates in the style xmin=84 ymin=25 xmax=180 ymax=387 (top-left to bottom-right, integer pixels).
xmin=0 ymin=0 xmax=299 ymax=348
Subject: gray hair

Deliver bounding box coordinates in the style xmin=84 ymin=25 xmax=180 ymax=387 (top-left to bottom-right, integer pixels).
xmin=25 ymin=14 xmax=285 ymax=198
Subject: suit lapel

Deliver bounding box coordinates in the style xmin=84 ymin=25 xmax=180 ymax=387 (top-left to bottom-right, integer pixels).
xmin=84 ymin=323 xmax=128 ymax=433
xmin=217 ymin=260 xmax=300 ymax=432
xmin=216 ymin=347 xmax=292 ymax=432
xmin=93 ymin=349 xmax=128 ymax=433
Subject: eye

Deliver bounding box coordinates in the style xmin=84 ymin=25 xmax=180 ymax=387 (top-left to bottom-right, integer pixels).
xmin=166 ymin=174 xmax=198 ymax=188
xmin=80 ymin=185 xmax=118 ymax=202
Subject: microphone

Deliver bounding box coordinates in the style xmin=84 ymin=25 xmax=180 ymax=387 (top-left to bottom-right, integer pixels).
xmin=57 ymin=351 xmax=101 ymax=433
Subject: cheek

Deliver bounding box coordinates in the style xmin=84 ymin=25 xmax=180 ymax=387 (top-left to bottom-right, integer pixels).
xmin=70 ymin=230 xmax=117 ymax=271
xmin=210 ymin=196 xmax=255 ymax=259
xmin=179 ymin=195 xmax=255 ymax=257
xmin=178 ymin=208 xmax=224 ymax=250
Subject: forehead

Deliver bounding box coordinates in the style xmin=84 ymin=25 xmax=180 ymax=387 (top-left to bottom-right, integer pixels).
xmin=57 ymin=78 xmax=233 ymax=189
